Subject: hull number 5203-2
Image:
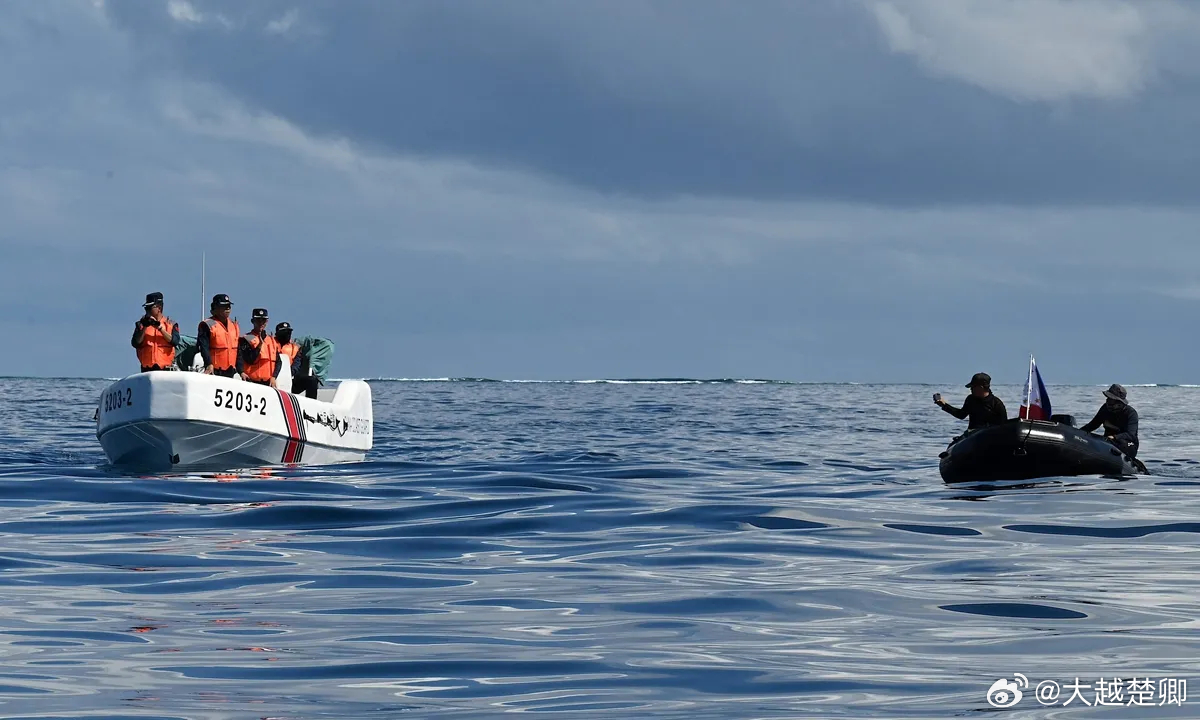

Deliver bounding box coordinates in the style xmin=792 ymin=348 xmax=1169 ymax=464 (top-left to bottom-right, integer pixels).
xmin=103 ymin=388 xmax=132 ymax=412
xmin=214 ymin=389 xmax=267 ymax=415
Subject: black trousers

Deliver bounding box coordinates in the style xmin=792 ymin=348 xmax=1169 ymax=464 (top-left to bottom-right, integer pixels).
xmin=292 ymin=374 xmax=319 ymax=399
xmin=1109 ymin=437 xmax=1139 ymax=459
xmin=213 ymin=367 xmax=238 ymax=378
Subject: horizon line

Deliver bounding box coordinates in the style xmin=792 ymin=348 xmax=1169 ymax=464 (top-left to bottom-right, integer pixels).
xmin=1 ymin=375 xmax=1193 ymax=388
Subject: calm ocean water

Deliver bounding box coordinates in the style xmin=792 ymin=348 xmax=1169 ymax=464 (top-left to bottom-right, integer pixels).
xmin=0 ymin=378 xmax=1198 ymax=719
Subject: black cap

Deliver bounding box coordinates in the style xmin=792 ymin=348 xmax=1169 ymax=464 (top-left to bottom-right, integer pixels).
xmin=252 ymin=308 xmax=269 ymax=320
xmin=1103 ymin=383 xmax=1127 ymax=402
xmin=143 ymin=291 xmax=163 ymax=307
xmin=275 ymin=321 xmax=292 ymax=331
xmin=211 ymin=293 xmax=232 ymax=307
xmin=966 ymin=372 xmax=991 ymax=388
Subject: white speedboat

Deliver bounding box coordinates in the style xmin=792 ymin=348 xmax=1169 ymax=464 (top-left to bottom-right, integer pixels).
xmin=96 ymin=370 xmax=372 ymax=472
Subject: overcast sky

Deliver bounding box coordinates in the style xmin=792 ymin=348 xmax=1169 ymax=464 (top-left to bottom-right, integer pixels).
xmin=4 ymin=0 xmax=1200 ymax=383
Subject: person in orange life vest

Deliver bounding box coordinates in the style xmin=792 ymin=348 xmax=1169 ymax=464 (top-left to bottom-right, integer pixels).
xmin=197 ymin=293 xmax=243 ymax=378
xmin=274 ymin=321 xmax=318 ymax=398
xmin=240 ymin=308 xmax=280 ymax=387
xmin=131 ymin=291 xmax=180 ymax=372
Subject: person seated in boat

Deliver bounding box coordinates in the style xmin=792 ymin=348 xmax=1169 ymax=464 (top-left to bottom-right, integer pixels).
xmin=274 ymin=321 xmax=319 ymax=398
xmin=1080 ymin=384 xmax=1139 ymax=458
xmin=131 ymin=291 xmax=180 ymax=372
xmin=934 ymin=372 xmax=1008 ymax=431
xmin=240 ymin=308 xmax=279 ymax=388
xmin=198 ymin=293 xmax=243 ymax=378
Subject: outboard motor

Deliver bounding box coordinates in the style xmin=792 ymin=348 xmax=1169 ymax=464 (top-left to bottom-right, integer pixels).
xmin=1050 ymin=414 xmax=1076 ymax=427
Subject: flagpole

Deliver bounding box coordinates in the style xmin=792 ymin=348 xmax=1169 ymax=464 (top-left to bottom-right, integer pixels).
xmin=1025 ymin=354 xmax=1034 ymax=420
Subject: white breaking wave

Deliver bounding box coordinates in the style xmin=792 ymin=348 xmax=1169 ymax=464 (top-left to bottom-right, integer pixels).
xmin=340 ymin=377 xmax=794 ymax=385
xmin=341 ymin=377 xmax=453 ymax=382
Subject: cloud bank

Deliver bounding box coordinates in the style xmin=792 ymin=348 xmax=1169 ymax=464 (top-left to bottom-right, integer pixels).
xmin=3 ymin=0 xmax=1200 ymax=383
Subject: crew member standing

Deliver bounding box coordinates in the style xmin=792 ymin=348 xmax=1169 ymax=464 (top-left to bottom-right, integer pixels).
xmin=197 ymin=293 xmax=242 ymax=378
xmin=241 ymin=308 xmax=279 ymax=387
xmin=274 ymin=321 xmax=318 ymax=398
xmin=131 ymin=291 xmax=180 ymax=372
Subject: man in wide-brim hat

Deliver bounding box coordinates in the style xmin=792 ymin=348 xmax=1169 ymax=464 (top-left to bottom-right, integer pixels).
xmin=1081 ymin=383 xmax=1140 ymax=459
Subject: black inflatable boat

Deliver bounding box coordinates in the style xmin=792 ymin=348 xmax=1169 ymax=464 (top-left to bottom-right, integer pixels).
xmin=939 ymin=416 xmax=1147 ymax=483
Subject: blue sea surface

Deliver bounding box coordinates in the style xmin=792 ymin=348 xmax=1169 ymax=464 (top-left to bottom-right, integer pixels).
xmin=0 ymin=378 xmax=1197 ymax=718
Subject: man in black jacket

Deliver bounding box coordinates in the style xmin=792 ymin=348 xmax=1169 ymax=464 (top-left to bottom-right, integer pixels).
xmin=935 ymin=372 xmax=1008 ymax=430
xmin=1081 ymin=384 xmax=1139 ymax=458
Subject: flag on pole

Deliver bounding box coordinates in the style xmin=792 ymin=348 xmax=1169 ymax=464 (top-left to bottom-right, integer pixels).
xmin=1019 ymin=355 xmax=1052 ymax=420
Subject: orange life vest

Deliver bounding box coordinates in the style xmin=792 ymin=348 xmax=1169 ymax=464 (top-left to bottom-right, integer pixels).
xmin=135 ymin=315 xmax=176 ymax=370
xmin=203 ymin=317 xmax=241 ymax=371
xmin=243 ymin=332 xmax=280 ymax=382
xmin=278 ymin=340 xmax=300 ymax=371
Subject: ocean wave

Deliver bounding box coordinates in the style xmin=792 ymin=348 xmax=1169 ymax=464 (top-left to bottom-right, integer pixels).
xmin=4 ymin=378 xmax=1200 ymax=717
xmin=346 ymin=377 xmax=801 ymax=385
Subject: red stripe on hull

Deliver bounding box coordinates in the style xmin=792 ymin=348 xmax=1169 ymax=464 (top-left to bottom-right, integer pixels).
xmin=277 ymin=390 xmax=303 ymax=463
xmin=287 ymin=393 xmax=305 ymax=462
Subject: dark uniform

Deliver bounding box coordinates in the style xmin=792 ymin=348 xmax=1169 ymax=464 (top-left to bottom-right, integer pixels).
xmin=275 ymin=321 xmax=319 ymax=398
xmin=1081 ymin=383 xmax=1139 ymax=458
xmin=941 ymin=393 xmax=1008 ymax=430
xmin=938 ymin=372 xmax=1008 ymax=430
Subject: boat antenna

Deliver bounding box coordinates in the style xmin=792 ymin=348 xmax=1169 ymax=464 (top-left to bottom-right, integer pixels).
xmin=200 ymin=251 xmax=206 ymax=325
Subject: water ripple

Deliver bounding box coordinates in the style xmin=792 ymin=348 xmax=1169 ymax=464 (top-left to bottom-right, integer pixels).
xmin=0 ymin=379 xmax=1198 ymax=717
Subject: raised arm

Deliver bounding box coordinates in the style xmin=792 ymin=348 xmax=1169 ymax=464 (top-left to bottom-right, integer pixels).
xmin=1080 ymin=410 xmax=1103 ymax=434
xmin=939 ymin=397 xmax=970 ymax=420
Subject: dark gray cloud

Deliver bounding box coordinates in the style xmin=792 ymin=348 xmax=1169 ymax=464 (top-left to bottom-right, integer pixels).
xmin=6 ymin=1 xmax=1200 ymax=382
xmin=98 ymin=0 xmax=1200 ymax=205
